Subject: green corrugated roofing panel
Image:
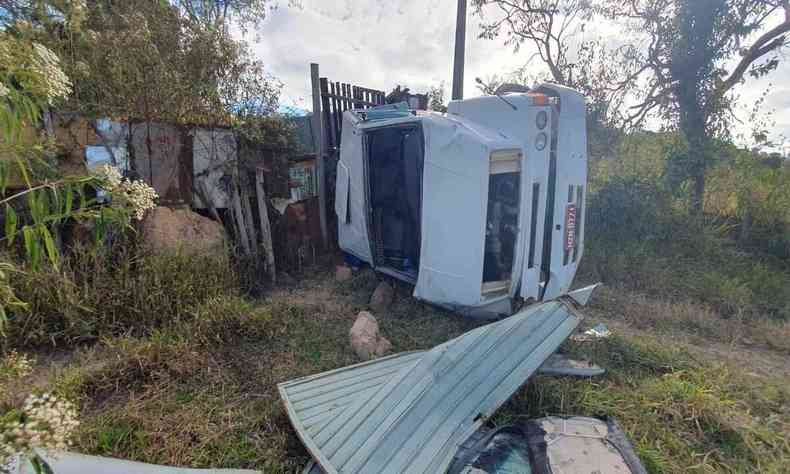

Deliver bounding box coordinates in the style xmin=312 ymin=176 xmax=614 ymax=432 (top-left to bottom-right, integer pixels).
xmin=278 ymin=299 xmax=582 ymax=474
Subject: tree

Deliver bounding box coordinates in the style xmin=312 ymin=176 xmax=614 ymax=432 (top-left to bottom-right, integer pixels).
xmin=173 ymin=0 xmax=285 ymax=32
xmin=472 ymin=0 xmax=639 ymax=164
xmin=474 ymin=0 xmax=591 ymax=84
xmin=427 ymin=82 xmax=448 ymax=113
xmin=4 ymin=0 xmax=282 ymax=126
xmin=605 ymin=0 xmax=790 ymax=213
xmin=473 ymin=0 xmax=642 ymax=127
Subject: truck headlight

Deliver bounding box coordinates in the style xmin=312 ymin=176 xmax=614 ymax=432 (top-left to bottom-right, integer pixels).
xmin=536 ymin=110 xmax=548 ymax=130
xmin=535 ymin=132 xmax=547 ymax=151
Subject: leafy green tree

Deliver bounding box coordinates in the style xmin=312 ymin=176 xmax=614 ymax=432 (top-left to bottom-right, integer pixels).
xmin=601 ymin=0 xmax=790 ymax=213
xmin=173 ymin=0 xmax=294 ymax=32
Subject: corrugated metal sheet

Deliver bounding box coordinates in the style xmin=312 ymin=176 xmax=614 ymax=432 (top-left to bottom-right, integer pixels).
xmin=279 ymin=299 xmax=581 ymax=474
xmin=192 ymin=127 xmax=236 ymax=209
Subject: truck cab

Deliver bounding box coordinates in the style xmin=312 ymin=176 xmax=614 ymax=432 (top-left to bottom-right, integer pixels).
xmin=335 ymin=83 xmax=588 ymax=318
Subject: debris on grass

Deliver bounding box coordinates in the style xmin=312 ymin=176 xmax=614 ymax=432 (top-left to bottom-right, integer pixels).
xmin=2 ymin=271 xmax=787 ymax=473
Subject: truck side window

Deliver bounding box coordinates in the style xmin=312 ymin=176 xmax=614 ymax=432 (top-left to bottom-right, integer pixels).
xmin=482 ymin=151 xmax=521 ymax=296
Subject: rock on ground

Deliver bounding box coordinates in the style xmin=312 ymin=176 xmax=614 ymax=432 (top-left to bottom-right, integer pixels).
xmin=349 ymin=311 xmax=392 ymax=361
xmin=140 ymin=206 xmax=225 ymax=255
xmin=335 ymin=265 xmax=353 ymax=282
xmin=369 ymin=280 xmax=394 ymax=311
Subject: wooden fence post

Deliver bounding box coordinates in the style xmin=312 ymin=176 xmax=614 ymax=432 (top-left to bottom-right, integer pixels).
xmin=310 ymin=63 xmax=329 ymax=249
xmin=240 ymin=177 xmax=258 ymax=254
xmin=256 ymin=167 xmax=276 ymax=283
xmin=231 ymin=183 xmax=251 ymax=255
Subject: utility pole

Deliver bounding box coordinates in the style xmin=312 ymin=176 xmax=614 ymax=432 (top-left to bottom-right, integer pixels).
xmin=451 ymin=0 xmax=467 ymax=101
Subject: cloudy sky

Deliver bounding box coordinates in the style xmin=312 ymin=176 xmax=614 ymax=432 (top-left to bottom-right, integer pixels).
xmin=250 ymin=0 xmax=789 ymax=152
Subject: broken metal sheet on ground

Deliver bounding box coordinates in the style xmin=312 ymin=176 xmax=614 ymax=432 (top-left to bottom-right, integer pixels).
xmin=279 ymin=299 xmax=582 ymax=474
xmin=538 ymin=353 xmax=605 ymax=377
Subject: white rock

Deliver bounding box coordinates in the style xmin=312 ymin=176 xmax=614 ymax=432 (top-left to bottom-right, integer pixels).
xmin=349 ymin=311 xmax=392 ymax=360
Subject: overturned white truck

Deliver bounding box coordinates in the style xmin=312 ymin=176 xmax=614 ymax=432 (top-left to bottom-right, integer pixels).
xmin=335 ymin=83 xmax=588 ymax=317
xmin=277 ymin=86 xmax=644 ymax=474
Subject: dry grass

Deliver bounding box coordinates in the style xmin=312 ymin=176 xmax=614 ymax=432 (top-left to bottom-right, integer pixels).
xmin=3 ymin=267 xmax=789 ymax=473
xmin=585 ymin=286 xmax=790 ymax=356
xmin=3 ymin=268 xmax=477 ymax=472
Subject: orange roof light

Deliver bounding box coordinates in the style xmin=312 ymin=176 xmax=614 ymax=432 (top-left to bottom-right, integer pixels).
xmin=527 ymin=93 xmax=548 ymax=105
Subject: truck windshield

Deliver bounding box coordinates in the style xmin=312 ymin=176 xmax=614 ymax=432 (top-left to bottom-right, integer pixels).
xmin=366 ymin=125 xmax=423 ymax=278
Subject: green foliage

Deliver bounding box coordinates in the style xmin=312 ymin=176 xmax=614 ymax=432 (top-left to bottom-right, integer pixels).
xmin=585 ymin=132 xmax=790 ymax=320
xmin=1 ymin=24 xmax=154 ymax=327
xmin=14 ymin=0 xmax=282 ymax=127
xmin=2 ymin=239 xmax=238 ymax=349
xmin=706 ymin=150 xmax=790 ymax=257
xmin=183 ymin=296 xmax=279 ymax=347
xmin=0 ymin=262 xmax=26 ymax=331
xmin=0 ymin=33 xmax=71 ymax=141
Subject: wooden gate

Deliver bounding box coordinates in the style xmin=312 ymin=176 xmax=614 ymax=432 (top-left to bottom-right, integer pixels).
xmin=310 ymin=63 xmax=386 ymax=249
xmin=319 ymin=79 xmax=385 ymax=155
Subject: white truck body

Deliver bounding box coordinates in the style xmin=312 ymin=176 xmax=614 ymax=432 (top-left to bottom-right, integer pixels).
xmin=335 ymin=83 xmax=588 ymax=318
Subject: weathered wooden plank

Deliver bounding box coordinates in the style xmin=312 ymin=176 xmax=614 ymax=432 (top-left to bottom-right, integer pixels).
xmin=320 ymin=78 xmax=336 ymax=153
xmin=239 ymin=176 xmax=258 ymax=255
xmin=310 ymin=63 xmax=328 ymax=248
xmin=230 ymin=183 xmax=251 ymax=255
xmin=255 ymin=167 xmax=276 ymax=283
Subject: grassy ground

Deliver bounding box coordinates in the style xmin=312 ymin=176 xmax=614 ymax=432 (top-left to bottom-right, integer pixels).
xmin=4 ymin=265 xmax=789 ymax=473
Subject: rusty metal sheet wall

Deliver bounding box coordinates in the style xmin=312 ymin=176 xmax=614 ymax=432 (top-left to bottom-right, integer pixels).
xmin=131 ymin=122 xmax=187 ymax=203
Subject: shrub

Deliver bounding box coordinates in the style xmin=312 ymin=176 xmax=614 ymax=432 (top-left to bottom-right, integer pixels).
xmin=3 ymin=239 xmax=239 ymax=349
xmin=583 ymin=132 xmax=790 ymax=321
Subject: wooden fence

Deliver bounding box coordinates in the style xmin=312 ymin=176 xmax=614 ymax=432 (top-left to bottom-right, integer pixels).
xmin=310 ymin=63 xmax=386 ymax=249
xmin=319 ymin=80 xmax=386 ymax=154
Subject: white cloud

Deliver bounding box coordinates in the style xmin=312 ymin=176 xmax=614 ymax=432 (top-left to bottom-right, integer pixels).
xmin=250 ymin=0 xmax=790 ymax=147
xmin=251 ymin=0 xmax=531 ymax=109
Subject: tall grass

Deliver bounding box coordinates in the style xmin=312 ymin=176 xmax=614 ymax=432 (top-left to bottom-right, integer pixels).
xmin=583 ymin=132 xmax=790 ymax=321
xmin=2 ymin=237 xmax=239 ymax=349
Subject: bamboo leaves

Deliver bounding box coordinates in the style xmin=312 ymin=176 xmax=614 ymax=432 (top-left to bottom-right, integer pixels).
xmin=0 ymin=261 xmax=28 ymax=334
xmin=2 ymin=181 xmax=93 ymax=270
xmin=4 ymin=205 xmax=16 ymax=245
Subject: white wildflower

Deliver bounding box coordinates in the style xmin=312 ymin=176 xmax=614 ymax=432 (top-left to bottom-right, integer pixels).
xmin=96 ymin=164 xmax=122 ymax=189
xmin=30 ymin=43 xmax=72 ymax=104
xmin=0 ymin=393 xmax=78 ymax=464
xmin=0 ymin=82 xmax=10 ymax=98
xmin=94 ymin=165 xmax=158 ymax=220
